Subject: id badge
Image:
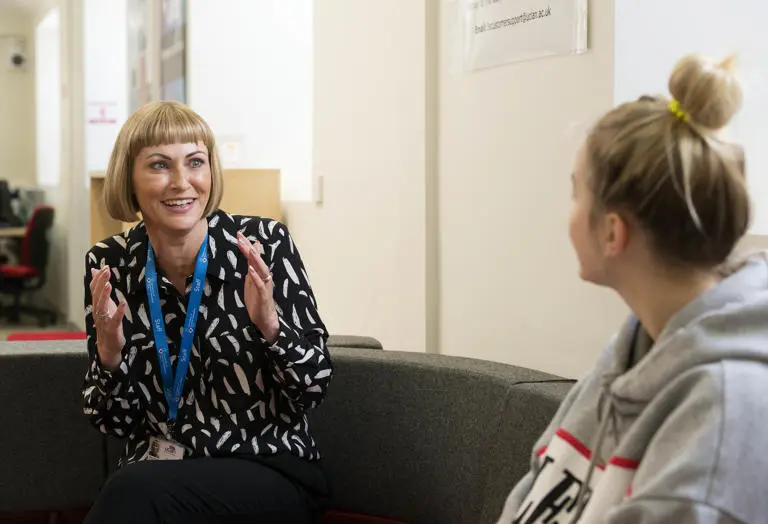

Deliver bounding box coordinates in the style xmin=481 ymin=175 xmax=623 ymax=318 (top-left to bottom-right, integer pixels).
xmin=147 ymin=436 xmax=185 ymax=461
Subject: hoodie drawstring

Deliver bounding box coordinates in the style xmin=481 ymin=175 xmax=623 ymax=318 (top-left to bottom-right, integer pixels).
xmin=570 ymin=390 xmax=614 ymax=523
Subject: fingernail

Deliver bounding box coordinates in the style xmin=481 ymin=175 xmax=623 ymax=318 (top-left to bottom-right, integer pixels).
xmin=249 ymin=266 xmax=256 ymax=274
xmin=90 ymin=268 xmax=96 ymax=275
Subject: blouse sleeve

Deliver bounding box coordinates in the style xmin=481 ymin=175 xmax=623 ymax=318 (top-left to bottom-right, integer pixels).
xmin=253 ymin=223 xmax=332 ymax=410
xmin=81 ymin=248 xmax=143 ymax=437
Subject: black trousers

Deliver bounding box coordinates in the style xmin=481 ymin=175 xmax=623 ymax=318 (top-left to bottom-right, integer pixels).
xmin=83 ymin=457 xmax=320 ymax=524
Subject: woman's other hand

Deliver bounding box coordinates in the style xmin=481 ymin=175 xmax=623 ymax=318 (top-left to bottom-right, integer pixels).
xmin=90 ymin=266 xmax=127 ymax=370
xmin=237 ymin=232 xmax=280 ymax=343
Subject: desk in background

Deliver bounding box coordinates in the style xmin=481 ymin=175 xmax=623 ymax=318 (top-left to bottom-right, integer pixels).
xmin=89 ymin=169 xmax=282 ymax=246
xmin=0 ymin=227 xmax=25 ymax=238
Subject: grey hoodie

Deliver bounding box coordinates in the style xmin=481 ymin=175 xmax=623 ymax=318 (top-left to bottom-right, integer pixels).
xmin=497 ymin=252 xmax=768 ymax=524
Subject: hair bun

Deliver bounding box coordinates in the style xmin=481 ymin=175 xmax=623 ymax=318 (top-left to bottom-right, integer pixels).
xmin=668 ymin=54 xmax=743 ymax=130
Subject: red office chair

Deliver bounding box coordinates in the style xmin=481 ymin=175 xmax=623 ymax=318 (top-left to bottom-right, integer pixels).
xmin=0 ymin=205 xmax=57 ymax=326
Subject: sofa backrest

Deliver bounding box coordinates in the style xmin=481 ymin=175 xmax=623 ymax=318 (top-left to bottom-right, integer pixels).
xmin=311 ymin=348 xmax=573 ymax=524
xmin=0 ymin=341 xmax=573 ymax=524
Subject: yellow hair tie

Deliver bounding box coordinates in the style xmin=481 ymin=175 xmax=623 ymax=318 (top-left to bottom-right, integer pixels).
xmin=668 ymin=99 xmax=688 ymax=122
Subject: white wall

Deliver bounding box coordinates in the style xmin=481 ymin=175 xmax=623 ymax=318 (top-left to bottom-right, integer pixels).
xmin=615 ymin=0 xmax=768 ymax=235
xmin=285 ymin=0 xmax=432 ymax=352
xmin=187 ymin=0 xmax=313 ymax=202
xmin=84 ymin=0 xmax=128 ymax=175
xmin=0 ymin=8 xmax=35 ymax=187
xmin=438 ymin=0 xmax=627 ymax=377
xmin=35 ymin=8 xmax=60 ymax=188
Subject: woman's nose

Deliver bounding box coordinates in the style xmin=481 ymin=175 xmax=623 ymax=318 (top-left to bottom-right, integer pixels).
xmin=169 ymin=167 xmax=191 ymax=189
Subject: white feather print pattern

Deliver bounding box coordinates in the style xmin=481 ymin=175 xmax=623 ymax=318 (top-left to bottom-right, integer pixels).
xmin=282 ymin=258 xmax=300 ymax=284
xmin=195 ymin=400 xmax=205 ymax=423
xmin=211 ymin=417 xmax=220 ymax=432
xmin=113 ymin=235 xmax=127 ymax=249
xmin=226 ymin=249 xmax=238 ymax=269
xmin=223 ymin=377 xmax=236 ymax=395
xmin=206 ymin=318 xmax=220 ymax=339
xmin=306 ymin=308 xmax=316 ymax=325
xmin=191 ymin=436 xmax=197 ymax=449
xmin=139 ymin=383 xmax=152 ymax=402
xmin=217 ymin=287 xmax=225 ymax=311
xmin=201 ymin=429 xmax=211 ymax=437
xmin=282 ymin=431 xmax=291 ymax=450
xmin=209 ymin=234 xmax=217 ymax=258
xmin=144 ymin=361 xmax=152 ymax=376
xmin=241 ymin=428 xmax=247 ymax=441
xmin=228 ymin=313 xmax=238 ymax=329
xmin=222 ymin=227 xmax=238 ymax=245
xmin=231 ymin=443 xmax=241 ymax=452
xmin=295 ymin=349 xmax=315 ymax=365
xmin=226 ymin=335 xmax=240 ymax=353
xmin=251 ymin=437 xmax=260 ymax=454
xmin=268 ymin=220 xmax=277 ymax=234
xmin=267 ymin=444 xmax=277 ymax=454
xmin=292 ymin=305 xmax=303 ymax=329
xmin=94 ymin=242 xmax=108 ymax=249
xmin=137 ymin=304 xmax=150 ymax=329
xmin=315 ymin=368 xmax=332 ymax=380
xmin=234 ymin=363 xmax=251 ymax=395
xmin=220 ymin=399 xmax=231 ymax=414
xmin=233 ymin=290 xmax=244 ymax=309
xmin=209 ymin=214 xmax=220 ymax=228
xmin=211 ymin=387 xmax=219 ymax=408
xmin=282 ymin=279 xmax=289 ymax=299
xmin=268 ymin=237 xmax=280 ymax=253
xmin=181 ymin=424 xmax=193 ymax=434
xmin=259 ymin=220 xmax=267 ymax=239
xmin=255 ymin=369 xmax=264 ymax=393
xmin=204 ymin=280 xmax=212 ymax=297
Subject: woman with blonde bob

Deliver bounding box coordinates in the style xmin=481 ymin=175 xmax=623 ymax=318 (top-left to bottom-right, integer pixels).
xmin=498 ymin=54 xmax=768 ymax=523
xmin=82 ymin=101 xmax=331 ymax=523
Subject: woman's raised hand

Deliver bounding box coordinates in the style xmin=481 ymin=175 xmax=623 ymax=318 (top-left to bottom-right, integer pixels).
xmin=89 ymin=266 xmax=127 ymax=370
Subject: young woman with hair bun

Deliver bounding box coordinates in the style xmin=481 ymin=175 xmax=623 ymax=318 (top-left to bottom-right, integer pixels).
xmin=497 ymin=53 xmax=768 ymax=524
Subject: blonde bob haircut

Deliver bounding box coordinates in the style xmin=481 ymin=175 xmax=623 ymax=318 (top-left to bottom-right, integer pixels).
xmin=103 ymin=101 xmax=224 ymax=223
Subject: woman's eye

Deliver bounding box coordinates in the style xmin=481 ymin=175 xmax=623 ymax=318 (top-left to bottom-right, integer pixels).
xmin=190 ymin=158 xmax=204 ymax=168
xmin=150 ymin=161 xmax=168 ymax=170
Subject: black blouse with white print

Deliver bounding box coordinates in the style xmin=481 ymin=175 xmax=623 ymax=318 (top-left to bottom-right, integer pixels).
xmin=82 ymin=210 xmax=332 ymax=471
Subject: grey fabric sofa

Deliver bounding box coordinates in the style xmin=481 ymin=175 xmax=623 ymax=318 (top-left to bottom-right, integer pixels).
xmin=0 ymin=340 xmax=573 ymax=524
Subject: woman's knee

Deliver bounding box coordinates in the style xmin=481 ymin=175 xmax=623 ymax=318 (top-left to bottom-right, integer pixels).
xmin=91 ymin=462 xmax=161 ymax=515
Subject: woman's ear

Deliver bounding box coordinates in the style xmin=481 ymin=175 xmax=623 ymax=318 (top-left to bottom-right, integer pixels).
xmin=602 ymin=212 xmax=629 ymax=258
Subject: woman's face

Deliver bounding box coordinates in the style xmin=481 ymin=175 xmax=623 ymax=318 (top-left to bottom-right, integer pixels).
xmin=132 ymin=142 xmax=211 ymax=233
xmin=569 ymin=144 xmax=608 ymax=285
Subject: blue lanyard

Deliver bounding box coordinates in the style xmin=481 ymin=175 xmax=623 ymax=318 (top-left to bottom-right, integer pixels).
xmin=145 ymin=235 xmax=208 ymax=424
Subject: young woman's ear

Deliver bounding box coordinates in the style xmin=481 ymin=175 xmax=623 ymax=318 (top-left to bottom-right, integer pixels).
xmin=603 ymin=212 xmax=629 ymax=258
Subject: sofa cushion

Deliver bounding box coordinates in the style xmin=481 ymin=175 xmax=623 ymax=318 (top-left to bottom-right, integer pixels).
xmin=310 ymin=348 xmax=573 ymax=524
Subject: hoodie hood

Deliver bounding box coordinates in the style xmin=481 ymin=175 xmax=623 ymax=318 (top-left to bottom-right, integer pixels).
xmin=606 ymin=251 xmax=768 ymax=408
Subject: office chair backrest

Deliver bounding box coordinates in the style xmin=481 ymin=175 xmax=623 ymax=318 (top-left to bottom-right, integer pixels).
xmin=0 ymin=180 xmax=16 ymax=226
xmin=20 ymin=206 xmax=55 ymax=277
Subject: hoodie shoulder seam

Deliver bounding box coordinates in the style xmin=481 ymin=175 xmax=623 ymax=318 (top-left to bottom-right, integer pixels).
xmin=705 ymin=361 xmax=727 ymax=503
